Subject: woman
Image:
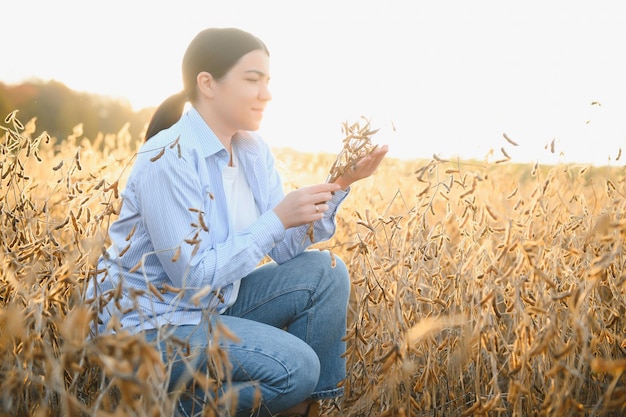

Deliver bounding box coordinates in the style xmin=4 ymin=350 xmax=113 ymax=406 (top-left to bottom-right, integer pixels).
xmin=87 ymin=27 xmax=388 ymax=416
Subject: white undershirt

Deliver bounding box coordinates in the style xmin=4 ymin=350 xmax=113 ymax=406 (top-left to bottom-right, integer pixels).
xmin=222 ymin=150 xmax=259 ymax=230
xmin=220 ymin=149 xmax=259 ymax=306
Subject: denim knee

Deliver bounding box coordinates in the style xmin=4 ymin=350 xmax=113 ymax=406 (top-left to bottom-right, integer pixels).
xmin=308 ymin=250 xmax=350 ymax=304
xmin=288 ymin=342 xmax=321 ymax=401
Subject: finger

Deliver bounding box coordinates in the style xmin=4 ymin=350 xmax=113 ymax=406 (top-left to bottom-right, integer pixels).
xmin=374 ymin=144 xmax=389 ymax=154
xmin=308 ymin=182 xmax=341 ymax=194
xmin=315 ymin=191 xmax=335 ymax=203
xmin=372 ymin=145 xmax=389 ymax=160
xmin=362 ymin=146 xmax=388 ymax=169
xmin=354 ymin=155 xmax=376 ymax=173
xmin=314 ymin=203 xmax=328 ymax=213
xmin=308 ymin=189 xmax=336 ymax=204
xmin=367 ymin=145 xmax=387 ymax=160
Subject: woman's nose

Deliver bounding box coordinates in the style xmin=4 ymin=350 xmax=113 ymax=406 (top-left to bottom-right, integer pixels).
xmin=260 ymin=83 xmax=272 ymax=101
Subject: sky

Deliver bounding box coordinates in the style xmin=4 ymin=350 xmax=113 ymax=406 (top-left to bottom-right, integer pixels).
xmin=2 ymin=0 xmax=625 ymax=166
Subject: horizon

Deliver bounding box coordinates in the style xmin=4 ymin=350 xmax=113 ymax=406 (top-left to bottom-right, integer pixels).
xmin=2 ymin=76 xmax=624 ymax=168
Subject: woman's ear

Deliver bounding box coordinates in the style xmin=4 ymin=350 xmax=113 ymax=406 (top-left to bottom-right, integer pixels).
xmin=197 ymin=71 xmax=215 ymax=98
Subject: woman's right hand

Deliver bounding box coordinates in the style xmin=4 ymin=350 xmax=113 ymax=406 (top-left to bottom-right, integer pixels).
xmin=273 ymin=183 xmax=341 ymax=229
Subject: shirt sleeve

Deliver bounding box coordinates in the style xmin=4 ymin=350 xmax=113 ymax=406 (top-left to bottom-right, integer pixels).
xmin=135 ymin=149 xmax=286 ymax=292
xmin=269 ymin=188 xmax=349 ymax=263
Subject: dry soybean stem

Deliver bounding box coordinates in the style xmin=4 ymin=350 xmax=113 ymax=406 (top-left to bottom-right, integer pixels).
xmin=326 ymin=116 xmax=380 ymax=184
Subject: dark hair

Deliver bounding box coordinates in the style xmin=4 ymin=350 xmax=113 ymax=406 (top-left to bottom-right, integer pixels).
xmin=144 ymin=28 xmax=269 ymax=141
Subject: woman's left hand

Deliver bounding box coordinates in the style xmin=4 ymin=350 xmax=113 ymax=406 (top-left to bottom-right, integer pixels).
xmin=333 ymin=144 xmax=389 ymax=190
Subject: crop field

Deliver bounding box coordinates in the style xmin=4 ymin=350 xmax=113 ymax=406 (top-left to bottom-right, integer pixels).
xmin=1 ymin=111 xmax=625 ymax=416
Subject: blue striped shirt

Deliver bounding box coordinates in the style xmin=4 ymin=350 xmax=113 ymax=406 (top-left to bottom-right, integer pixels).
xmin=87 ymin=107 xmax=348 ymax=334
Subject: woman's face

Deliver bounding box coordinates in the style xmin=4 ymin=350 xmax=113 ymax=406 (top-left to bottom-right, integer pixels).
xmin=211 ymin=49 xmax=272 ymax=134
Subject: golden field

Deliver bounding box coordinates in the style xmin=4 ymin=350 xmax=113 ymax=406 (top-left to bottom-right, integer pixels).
xmin=1 ymin=111 xmax=625 ymax=416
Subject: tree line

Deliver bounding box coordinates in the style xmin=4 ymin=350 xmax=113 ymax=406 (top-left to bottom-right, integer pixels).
xmin=0 ymin=79 xmax=152 ymax=142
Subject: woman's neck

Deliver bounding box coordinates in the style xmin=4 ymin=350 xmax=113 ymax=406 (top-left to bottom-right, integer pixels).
xmin=193 ymin=102 xmax=236 ymax=155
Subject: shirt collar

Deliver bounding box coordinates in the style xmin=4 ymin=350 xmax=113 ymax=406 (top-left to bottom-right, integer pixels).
xmin=184 ymin=107 xmax=224 ymax=158
xmin=185 ymin=106 xmax=260 ymax=160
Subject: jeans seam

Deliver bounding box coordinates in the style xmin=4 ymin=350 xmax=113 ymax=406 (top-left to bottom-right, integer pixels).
xmin=177 ymin=397 xmax=191 ymax=417
xmin=176 ymin=345 xmax=296 ymax=416
xmin=233 ymin=286 xmax=316 ymax=318
xmin=229 ymin=345 xmax=294 ymax=406
xmin=310 ymin=386 xmax=345 ymax=400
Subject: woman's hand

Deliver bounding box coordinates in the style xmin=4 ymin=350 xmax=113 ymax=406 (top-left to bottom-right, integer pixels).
xmin=333 ymin=144 xmax=389 ymax=190
xmin=273 ymin=183 xmax=341 ymax=229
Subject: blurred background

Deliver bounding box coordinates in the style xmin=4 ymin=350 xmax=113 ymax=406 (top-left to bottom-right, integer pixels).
xmin=1 ymin=0 xmax=624 ymax=166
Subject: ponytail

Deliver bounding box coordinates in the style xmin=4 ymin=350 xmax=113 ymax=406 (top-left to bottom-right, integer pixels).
xmin=144 ymin=91 xmax=187 ymax=141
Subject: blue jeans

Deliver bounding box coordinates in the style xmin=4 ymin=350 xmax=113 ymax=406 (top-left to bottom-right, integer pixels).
xmin=144 ymin=250 xmax=350 ymax=416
